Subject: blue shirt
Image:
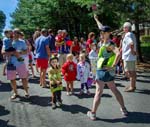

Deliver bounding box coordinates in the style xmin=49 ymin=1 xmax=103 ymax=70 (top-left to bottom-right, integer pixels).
xmin=35 ymin=35 xmax=49 ymax=59
xmin=47 ymin=35 xmax=56 ymax=52
xmin=2 ymin=37 xmax=12 ymax=50
xmin=10 ymin=39 xmax=27 ymax=67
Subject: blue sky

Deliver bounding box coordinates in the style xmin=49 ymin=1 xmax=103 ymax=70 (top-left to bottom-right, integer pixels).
xmin=0 ymin=0 xmax=18 ymax=30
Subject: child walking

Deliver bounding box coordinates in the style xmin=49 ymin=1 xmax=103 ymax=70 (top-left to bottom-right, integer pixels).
xmin=77 ymin=53 xmax=91 ymax=95
xmin=62 ymin=54 xmax=77 ymax=96
xmin=48 ymin=56 xmax=63 ymax=109
xmin=89 ymin=43 xmax=98 ymax=83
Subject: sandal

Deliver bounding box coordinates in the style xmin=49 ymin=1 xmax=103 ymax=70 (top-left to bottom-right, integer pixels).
xmin=25 ymin=94 xmax=30 ymax=99
xmin=10 ymin=94 xmax=19 ymax=100
xmin=124 ymin=86 xmax=136 ymax=92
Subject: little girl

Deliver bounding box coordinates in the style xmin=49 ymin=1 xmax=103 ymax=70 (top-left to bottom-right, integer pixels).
xmin=89 ymin=43 xmax=98 ymax=83
xmin=48 ymin=56 xmax=63 ymax=109
xmin=77 ymin=53 xmax=91 ymax=95
xmin=62 ymin=54 xmax=77 ymax=96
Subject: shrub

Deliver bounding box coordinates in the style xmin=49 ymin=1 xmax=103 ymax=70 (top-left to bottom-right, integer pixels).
xmin=141 ymin=35 xmax=150 ymax=43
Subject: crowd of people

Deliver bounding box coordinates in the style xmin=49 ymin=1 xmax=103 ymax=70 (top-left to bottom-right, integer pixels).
xmin=0 ymin=15 xmax=137 ymax=120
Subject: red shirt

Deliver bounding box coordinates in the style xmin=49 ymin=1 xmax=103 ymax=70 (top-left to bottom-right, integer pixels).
xmin=72 ymin=43 xmax=80 ymax=53
xmin=86 ymin=39 xmax=93 ymax=53
xmin=55 ymin=35 xmax=64 ymax=42
xmin=112 ymin=37 xmax=121 ymax=47
xmin=62 ymin=61 xmax=77 ymax=81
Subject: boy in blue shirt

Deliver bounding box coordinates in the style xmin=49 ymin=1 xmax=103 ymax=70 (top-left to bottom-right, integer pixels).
xmin=3 ymin=29 xmax=24 ymax=62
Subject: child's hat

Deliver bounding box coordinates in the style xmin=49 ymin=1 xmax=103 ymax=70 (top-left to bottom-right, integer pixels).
xmin=50 ymin=55 xmax=58 ymax=62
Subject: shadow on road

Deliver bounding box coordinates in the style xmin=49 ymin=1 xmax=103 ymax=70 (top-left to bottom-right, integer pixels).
xmin=0 ymin=105 xmax=10 ymax=116
xmin=137 ymin=74 xmax=150 ymax=78
xmin=0 ymin=105 xmax=13 ymax=127
xmin=0 ymin=119 xmax=16 ymax=127
xmin=28 ymin=76 xmax=39 ymax=84
xmin=61 ymin=104 xmax=89 ymax=114
xmin=73 ymin=93 xmax=112 ymax=99
xmin=97 ymin=111 xmax=150 ymax=124
xmin=136 ymin=79 xmax=150 ymax=83
xmin=0 ymin=83 xmax=11 ymax=92
xmin=19 ymin=95 xmax=51 ymax=107
xmin=73 ymin=93 xmax=95 ymax=99
xmin=135 ymin=89 xmax=150 ymax=95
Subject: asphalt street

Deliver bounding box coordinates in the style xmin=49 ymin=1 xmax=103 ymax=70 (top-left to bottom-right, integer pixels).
xmin=0 ymin=63 xmax=150 ymax=127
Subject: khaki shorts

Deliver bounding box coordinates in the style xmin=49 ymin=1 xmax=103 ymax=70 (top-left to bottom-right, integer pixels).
xmin=124 ymin=61 xmax=136 ymax=72
xmin=59 ymin=54 xmax=67 ymax=66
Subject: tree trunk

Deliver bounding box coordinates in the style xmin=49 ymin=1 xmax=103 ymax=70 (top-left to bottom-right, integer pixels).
xmin=135 ymin=20 xmax=144 ymax=62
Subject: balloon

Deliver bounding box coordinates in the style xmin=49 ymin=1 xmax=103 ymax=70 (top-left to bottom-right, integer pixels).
xmin=66 ymin=40 xmax=72 ymax=46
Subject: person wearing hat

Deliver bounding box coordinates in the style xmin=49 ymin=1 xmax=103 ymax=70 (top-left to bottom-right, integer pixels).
xmin=48 ymin=56 xmax=63 ymax=109
xmin=87 ymin=16 xmax=128 ymax=120
xmin=35 ymin=28 xmax=50 ymax=88
xmin=122 ymin=22 xmax=137 ymax=92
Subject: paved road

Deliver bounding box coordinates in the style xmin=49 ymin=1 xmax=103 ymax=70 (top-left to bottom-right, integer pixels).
xmin=0 ymin=63 xmax=150 ymax=127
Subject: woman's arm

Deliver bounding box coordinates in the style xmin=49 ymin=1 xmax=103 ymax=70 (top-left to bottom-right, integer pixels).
xmin=112 ymin=46 xmax=121 ymax=67
xmin=94 ymin=14 xmax=103 ymax=29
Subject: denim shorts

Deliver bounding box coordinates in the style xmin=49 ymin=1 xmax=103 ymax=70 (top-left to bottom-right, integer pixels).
xmin=96 ymin=70 xmax=115 ymax=82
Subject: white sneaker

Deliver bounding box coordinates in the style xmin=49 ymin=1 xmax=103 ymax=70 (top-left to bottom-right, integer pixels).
xmin=66 ymin=92 xmax=70 ymax=96
xmin=87 ymin=111 xmax=96 ymax=120
xmin=70 ymin=91 xmax=74 ymax=95
xmin=120 ymin=107 xmax=128 ymax=116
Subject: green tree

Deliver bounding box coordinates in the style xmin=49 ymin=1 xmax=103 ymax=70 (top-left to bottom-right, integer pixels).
xmin=0 ymin=10 xmax=6 ymax=35
xmin=72 ymin=0 xmax=150 ymax=62
xmin=11 ymin=0 xmax=96 ymax=37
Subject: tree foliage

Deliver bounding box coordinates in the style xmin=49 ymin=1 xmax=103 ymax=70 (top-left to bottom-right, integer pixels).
xmin=11 ymin=0 xmax=97 ymax=37
xmin=0 ymin=10 xmax=6 ymax=35
xmin=11 ymin=0 xmax=150 ymax=61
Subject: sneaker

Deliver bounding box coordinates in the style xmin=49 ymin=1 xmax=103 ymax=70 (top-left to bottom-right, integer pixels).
xmin=86 ymin=90 xmax=91 ymax=95
xmin=10 ymin=93 xmax=19 ymax=100
xmin=79 ymin=90 xmax=84 ymax=95
xmin=52 ymin=103 xmax=56 ymax=109
xmin=70 ymin=91 xmax=74 ymax=95
xmin=66 ymin=92 xmax=70 ymax=96
xmin=87 ymin=111 xmax=96 ymax=120
xmin=57 ymin=101 xmax=62 ymax=107
xmin=120 ymin=107 xmax=128 ymax=116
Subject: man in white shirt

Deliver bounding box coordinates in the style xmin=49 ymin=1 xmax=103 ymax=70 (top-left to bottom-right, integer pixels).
xmin=122 ymin=22 xmax=137 ymax=92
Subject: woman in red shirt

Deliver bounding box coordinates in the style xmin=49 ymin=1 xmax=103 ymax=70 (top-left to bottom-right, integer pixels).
xmin=70 ymin=37 xmax=81 ymax=54
xmin=86 ymin=32 xmax=95 ymax=53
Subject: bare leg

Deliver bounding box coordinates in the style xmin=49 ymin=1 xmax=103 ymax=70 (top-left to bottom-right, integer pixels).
xmin=70 ymin=81 xmax=74 ymax=92
xmin=107 ymin=81 xmax=126 ymax=109
xmin=66 ymin=81 xmax=70 ymax=93
xmin=22 ymin=78 xmax=29 ymax=95
xmin=91 ymin=80 xmax=105 ymax=113
xmin=29 ymin=63 xmax=35 ymax=77
xmin=129 ymin=71 xmax=136 ymax=89
xmin=36 ymin=64 xmax=39 ymax=73
xmin=40 ymin=68 xmax=47 ymax=87
xmin=39 ymin=68 xmax=42 ymax=85
xmin=10 ymin=80 xmax=18 ymax=95
xmin=3 ymin=63 xmax=6 ymax=76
